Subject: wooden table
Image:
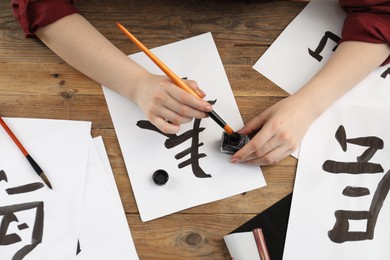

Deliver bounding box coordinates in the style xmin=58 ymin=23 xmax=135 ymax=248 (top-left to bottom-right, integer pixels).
xmin=0 ymin=0 xmax=307 ymax=258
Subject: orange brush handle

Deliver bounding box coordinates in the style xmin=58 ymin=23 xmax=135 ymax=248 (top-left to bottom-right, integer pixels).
xmin=117 ymin=23 xmax=236 ymax=136
xmin=0 ymin=118 xmax=28 ymax=156
xmin=116 ymin=23 xmax=201 ymax=99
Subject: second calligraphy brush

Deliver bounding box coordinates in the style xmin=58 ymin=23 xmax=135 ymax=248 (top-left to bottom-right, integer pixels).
xmin=116 ymin=23 xmax=239 ymax=139
xmin=0 ymin=118 xmax=52 ymax=189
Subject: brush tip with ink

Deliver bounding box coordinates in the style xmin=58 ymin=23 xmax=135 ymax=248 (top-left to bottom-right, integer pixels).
xmin=0 ymin=117 xmax=53 ymax=189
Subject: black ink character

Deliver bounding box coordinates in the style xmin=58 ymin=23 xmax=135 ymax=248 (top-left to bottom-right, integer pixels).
xmin=136 ymin=101 xmax=217 ymax=178
xmin=323 ymin=125 xmax=384 ymax=174
xmin=328 ymin=169 xmax=390 ymax=243
xmin=381 ymin=67 xmax=390 ymax=79
xmin=0 ymin=170 xmax=45 ymax=259
xmin=323 ymin=125 xmax=390 ymax=243
xmin=308 ymin=31 xmax=341 ymax=62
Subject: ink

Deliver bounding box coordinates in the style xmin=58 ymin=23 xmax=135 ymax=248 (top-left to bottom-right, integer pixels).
xmin=335 ymin=125 xmax=383 ymax=162
xmin=0 ymin=170 xmax=7 ymax=183
xmin=328 ymin=170 xmax=390 ymax=243
xmin=381 ymin=68 xmax=390 ymax=79
xmin=6 ymin=182 xmax=44 ymax=195
xmin=325 ymin=125 xmax=390 ymax=243
xmin=220 ymin=132 xmax=250 ymax=154
xmin=136 ymin=100 xmax=219 ymax=178
xmin=76 ymin=240 xmax=81 ymax=255
xmin=322 ymin=161 xmax=384 ymax=174
xmin=324 ymin=125 xmax=385 ymax=174
xmin=0 ymin=169 xmax=45 ymax=258
xmin=308 ymin=31 xmax=341 ymax=62
xmin=0 ymin=201 xmax=44 ymax=259
xmin=342 ymin=186 xmax=370 ymax=197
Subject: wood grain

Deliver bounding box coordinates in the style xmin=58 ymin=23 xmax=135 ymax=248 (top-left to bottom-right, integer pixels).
xmin=0 ymin=0 xmax=307 ymax=258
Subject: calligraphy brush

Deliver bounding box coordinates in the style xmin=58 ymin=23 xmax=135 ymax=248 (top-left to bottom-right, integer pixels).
xmin=0 ymin=118 xmax=52 ymax=189
xmin=116 ymin=23 xmax=239 ymax=140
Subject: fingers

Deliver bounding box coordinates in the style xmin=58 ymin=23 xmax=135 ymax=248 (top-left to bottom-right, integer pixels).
xmin=157 ymin=106 xmax=193 ymax=124
xmin=231 ymin=119 xmax=298 ymax=166
xmin=166 ymin=91 xmax=211 ymax=119
xmin=144 ymin=77 xmax=212 ymax=134
xmin=232 ymin=135 xmax=294 ymax=166
xmin=167 ymin=83 xmax=212 ymax=117
xmin=185 ymin=79 xmax=206 ymax=98
xmin=151 ymin=116 xmax=180 ymax=135
xmin=232 ymin=121 xmax=273 ymax=162
xmin=243 ymin=146 xmax=293 ymax=165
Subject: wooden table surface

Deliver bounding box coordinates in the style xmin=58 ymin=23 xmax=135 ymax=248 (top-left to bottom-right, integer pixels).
xmin=0 ymin=0 xmax=307 ymax=259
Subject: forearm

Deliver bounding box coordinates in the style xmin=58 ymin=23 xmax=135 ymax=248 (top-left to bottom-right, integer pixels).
xmin=35 ymin=13 xmax=148 ymax=100
xmin=295 ymin=41 xmax=390 ymax=118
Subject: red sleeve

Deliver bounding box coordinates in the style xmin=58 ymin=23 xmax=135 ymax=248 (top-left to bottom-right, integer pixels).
xmin=340 ymin=0 xmax=390 ymax=65
xmin=11 ymin=0 xmax=79 ymax=38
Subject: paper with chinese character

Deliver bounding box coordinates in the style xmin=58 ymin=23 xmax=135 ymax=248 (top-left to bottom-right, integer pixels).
xmin=77 ymin=137 xmax=139 ymax=259
xmin=102 ymin=32 xmax=265 ymax=221
xmin=0 ymin=118 xmax=91 ymax=260
xmin=283 ymin=104 xmax=390 ymax=260
xmin=253 ymin=0 xmax=390 ymax=108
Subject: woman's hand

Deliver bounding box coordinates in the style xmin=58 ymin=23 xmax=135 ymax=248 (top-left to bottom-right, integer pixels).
xmin=231 ymin=94 xmax=316 ymax=165
xmin=230 ymin=41 xmax=390 ymax=166
xmin=132 ymin=74 xmax=213 ymax=134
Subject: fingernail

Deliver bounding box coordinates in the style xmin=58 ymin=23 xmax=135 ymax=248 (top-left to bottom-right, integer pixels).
xmin=196 ymin=89 xmax=206 ymax=98
xmin=231 ymin=158 xmax=239 ymax=163
xmin=205 ymin=105 xmax=212 ymax=111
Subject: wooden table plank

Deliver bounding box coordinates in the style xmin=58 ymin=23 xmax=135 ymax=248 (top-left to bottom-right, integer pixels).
xmin=128 ymin=213 xmax=257 ymax=259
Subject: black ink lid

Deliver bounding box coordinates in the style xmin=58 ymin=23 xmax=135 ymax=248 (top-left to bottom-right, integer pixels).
xmin=152 ymin=169 xmax=169 ymax=185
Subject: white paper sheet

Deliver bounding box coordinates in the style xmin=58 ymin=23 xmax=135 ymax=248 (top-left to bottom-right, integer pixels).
xmin=0 ymin=118 xmax=91 ymax=260
xmin=253 ymin=0 xmax=390 ymax=108
xmin=224 ymin=232 xmax=260 ymax=260
xmin=283 ymin=104 xmax=390 ymax=260
xmin=102 ymin=32 xmax=265 ymax=221
xmin=77 ymin=137 xmax=138 ymax=259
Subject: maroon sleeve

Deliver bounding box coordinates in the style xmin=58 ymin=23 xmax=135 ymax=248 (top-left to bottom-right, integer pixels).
xmin=11 ymin=0 xmax=79 ymax=38
xmin=340 ymin=0 xmax=390 ymax=65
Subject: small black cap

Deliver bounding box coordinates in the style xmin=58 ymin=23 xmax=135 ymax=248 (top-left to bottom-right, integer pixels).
xmin=152 ymin=169 xmax=169 ymax=185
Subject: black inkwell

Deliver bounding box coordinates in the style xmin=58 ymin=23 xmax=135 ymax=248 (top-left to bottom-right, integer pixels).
xmin=220 ymin=132 xmax=250 ymax=154
xmin=152 ymin=169 xmax=169 ymax=185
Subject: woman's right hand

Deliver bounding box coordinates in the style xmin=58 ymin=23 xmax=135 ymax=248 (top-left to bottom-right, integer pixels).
xmin=132 ymin=73 xmax=213 ymax=134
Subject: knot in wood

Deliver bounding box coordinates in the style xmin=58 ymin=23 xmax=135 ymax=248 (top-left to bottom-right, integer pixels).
xmin=60 ymin=91 xmax=74 ymax=100
xmin=185 ymin=232 xmax=202 ymax=247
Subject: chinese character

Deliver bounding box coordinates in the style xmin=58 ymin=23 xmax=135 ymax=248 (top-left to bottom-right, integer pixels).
xmin=381 ymin=67 xmax=390 ymax=79
xmin=308 ymin=31 xmax=341 ymax=62
xmin=0 ymin=170 xmax=45 ymax=259
xmin=323 ymin=125 xmax=390 ymax=243
xmin=136 ymin=101 xmax=217 ymax=178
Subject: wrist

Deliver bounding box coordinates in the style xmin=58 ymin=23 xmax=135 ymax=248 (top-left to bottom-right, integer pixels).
xmin=123 ymin=68 xmax=153 ymax=103
xmin=292 ymin=86 xmax=327 ymax=122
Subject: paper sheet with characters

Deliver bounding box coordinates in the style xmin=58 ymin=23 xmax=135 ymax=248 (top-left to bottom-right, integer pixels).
xmin=0 ymin=118 xmax=91 ymax=260
xmin=284 ymin=104 xmax=390 ymax=260
xmin=253 ymin=0 xmax=390 ymax=109
xmin=102 ymin=32 xmax=265 ymax=221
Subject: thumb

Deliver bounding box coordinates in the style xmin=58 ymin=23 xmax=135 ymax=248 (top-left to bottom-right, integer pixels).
xmin=238 ymin=113 xmax=266 ymax=135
